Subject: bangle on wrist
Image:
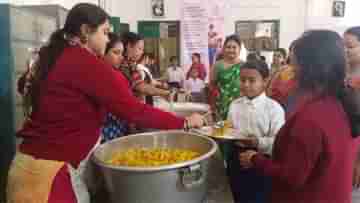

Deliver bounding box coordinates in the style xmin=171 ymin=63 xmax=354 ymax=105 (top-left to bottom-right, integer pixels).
xmin=184 ymin=118 xmax=190 ymax=131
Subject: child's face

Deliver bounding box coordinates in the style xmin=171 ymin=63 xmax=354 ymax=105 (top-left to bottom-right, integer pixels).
xmin=127 ymin=40 xmax=144 ymax=62
xmin=240 ymin=68 xmax=267 ymax=99
xmin=104 ymin=42 xmax=124 ymax=68
xmin=273 ymin=51 xmax=285 ymax=65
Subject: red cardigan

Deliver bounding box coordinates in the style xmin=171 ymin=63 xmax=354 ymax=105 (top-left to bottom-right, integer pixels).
xmin=253 ymin=96 xmax=356 ymax=203
xmin=19 ymin=46 xmax=184 ymax=167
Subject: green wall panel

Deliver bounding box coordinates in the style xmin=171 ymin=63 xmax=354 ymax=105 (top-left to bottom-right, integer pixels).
xmin=110 ymin=17 xmax=121 ymax=34
xmin=138 ymin=21 xmax=160 ymax=38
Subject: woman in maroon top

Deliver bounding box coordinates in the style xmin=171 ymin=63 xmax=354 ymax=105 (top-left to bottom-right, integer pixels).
xmin=239 ymin=30 xmax=359 ymax=203
xmin=7 ymin=3 xmax=204 ymax=203
xmin=187 ymin=52 xmax=207 ymax=81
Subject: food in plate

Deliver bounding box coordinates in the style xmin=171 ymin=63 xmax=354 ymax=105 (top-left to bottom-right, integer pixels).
xmin=212 ymin=120 xmax=233 ymax=137
xmin=107 ymin=148 xmax=200 ymax=167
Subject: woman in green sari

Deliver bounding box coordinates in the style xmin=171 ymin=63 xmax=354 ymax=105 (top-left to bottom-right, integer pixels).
xmin=210 ymin=35 xmax=242 ymax=120
xmin=209 ymin=35 xmax=242 ymax=162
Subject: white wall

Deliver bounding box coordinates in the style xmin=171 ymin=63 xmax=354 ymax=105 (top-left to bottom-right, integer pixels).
xmin=10 ymin=0 xmax=98 ymax=9
xmin=7 ymin=0 xmax=308 ymax=48
xmin=224 ymin=0 xmax=307 ymax=49
xmin=9 ymin=0 xmax=360 ymax=47
xmin=305 ymin=0 xmax=360 ymax=34
xmin=51 ymin=0 xmax=98 ymax=9
xmin=111 ymin=0 xmax=307 ymax=49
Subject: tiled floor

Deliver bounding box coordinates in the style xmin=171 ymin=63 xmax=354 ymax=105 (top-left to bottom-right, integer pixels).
xmin=204 ymin=151 xmax=234 ymax=203
xmin=353 ymin=189 xmax=360 ymax=203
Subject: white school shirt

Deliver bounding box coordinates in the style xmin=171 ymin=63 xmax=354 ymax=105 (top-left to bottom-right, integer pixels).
xmin=227 ymin=93 xmax=285 ymax=155
xmin=167 ymin=66 xmax=185 ymax=83
xmin=184 ymin=78 xmax=205 ymax=93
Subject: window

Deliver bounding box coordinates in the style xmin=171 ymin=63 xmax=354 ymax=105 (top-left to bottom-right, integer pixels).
xmin=235 ymin=20 xmax=280 ymax=51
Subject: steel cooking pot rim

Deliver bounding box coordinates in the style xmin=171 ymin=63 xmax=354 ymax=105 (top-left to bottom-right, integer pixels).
xmin=91 ymin=130 xmax=217 ymax=172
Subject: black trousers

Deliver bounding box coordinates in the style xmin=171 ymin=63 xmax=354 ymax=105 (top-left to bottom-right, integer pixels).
xmin=226 ymin=143 xmax=271 ymax=203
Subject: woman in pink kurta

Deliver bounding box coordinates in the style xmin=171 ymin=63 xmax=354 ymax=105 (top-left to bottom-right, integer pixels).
xmin=239 ymin=30 xmax=359 ymax=203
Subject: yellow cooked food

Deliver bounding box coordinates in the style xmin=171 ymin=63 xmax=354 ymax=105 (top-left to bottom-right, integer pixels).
xmin=107 ymin=148 xmax=200 ymax=167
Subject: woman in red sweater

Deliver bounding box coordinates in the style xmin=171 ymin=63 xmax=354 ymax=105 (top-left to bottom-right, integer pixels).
xmin=187 ymin=52 xmax=207 ymax=81
xmin=7 ymin=3 xmax=204 ymax=203
xmin=239 ymin=30 xmax=358 ymax=203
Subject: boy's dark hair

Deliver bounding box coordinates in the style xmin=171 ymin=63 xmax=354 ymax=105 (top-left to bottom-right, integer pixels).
xmin=241 ymin=60 xmax=269 ymax=79
xmin=120 ymin=31 xmax=144 ymax=57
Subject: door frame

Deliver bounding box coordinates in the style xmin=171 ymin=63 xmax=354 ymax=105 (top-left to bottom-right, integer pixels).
xmin=137 ymin=20 xmax=181 ymax=64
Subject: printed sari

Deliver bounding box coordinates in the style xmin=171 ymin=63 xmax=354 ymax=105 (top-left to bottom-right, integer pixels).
xmin=267 ymin=65 xmax=298 ymax=113
xmin=213 ymin=61 xmax=242 ymax=163
xmin=214 ymin=61 xmax=242 ymax=120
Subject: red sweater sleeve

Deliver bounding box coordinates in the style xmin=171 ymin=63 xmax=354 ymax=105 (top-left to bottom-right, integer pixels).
xmin=61 ymin=48 xmax=184 ymax=129
xmin=253 ymin=119 xmax=323 ymax=189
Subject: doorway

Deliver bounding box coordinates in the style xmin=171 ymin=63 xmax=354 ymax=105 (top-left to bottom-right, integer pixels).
xmin=138 ymin=21 xmax=180 ymax=78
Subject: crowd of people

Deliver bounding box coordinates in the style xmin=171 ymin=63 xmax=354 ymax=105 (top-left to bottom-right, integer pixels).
xmin=2 ymin=2 xmax=360 ymax=203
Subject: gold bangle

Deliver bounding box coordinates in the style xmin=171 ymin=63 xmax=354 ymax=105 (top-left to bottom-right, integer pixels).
xmin=183 ymin=118 xmax=190 ymax=131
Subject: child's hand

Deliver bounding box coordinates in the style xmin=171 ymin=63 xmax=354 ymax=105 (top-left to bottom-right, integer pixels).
xmin=239 ymin=150 xmax=257 ymax=168
xmin=346 ymin=76 xmax=360 ymax=89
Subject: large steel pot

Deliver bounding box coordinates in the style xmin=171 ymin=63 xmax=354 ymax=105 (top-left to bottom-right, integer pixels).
xmin=92 ymin=130 xmax=217 ymax=203
xmin=153 ymin=97 xmax=210 ymax=117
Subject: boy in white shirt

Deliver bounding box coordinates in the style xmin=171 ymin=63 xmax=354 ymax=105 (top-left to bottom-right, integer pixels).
xmin=184 ymin=68 xmax=206 ymax=103
xmin=166 ymin=56 xmax=185 ymax=88
xmin=227 ymin=60 xmax=285 ymax=203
